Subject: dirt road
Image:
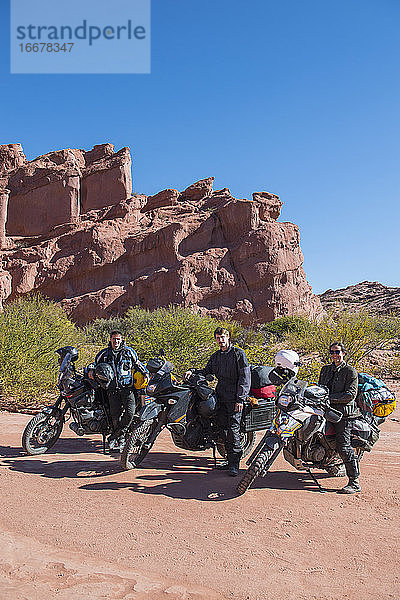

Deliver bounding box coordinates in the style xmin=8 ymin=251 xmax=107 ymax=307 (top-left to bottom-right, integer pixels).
xmin=0 ymin=409 xmax=399 ymax=600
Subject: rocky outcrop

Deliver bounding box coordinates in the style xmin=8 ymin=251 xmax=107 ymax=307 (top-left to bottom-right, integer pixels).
xmin=2 ymin=143 xmax=131 ymax=237
xmin=0 ymin=143 xmax=322 ymax=325
xmin=319 ymin=281 xmax=400 ymax=316
xmin=142 ymin=189 xmax=179 ymax=212
xmin=0 ymin=144 xmax=27 ymax=176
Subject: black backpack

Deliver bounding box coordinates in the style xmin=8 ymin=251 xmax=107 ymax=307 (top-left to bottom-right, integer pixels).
xmin=250 ymin=366 xmax=273 ymax=389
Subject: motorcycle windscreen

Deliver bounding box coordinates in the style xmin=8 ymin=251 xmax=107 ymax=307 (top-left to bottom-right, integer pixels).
xmin=167 ymin=389 xmax=192 ymax=424
xmin=58 ymin=354 xmax=74 ymax=389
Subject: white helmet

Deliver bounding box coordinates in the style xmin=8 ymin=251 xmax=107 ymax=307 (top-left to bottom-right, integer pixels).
xmin=274 ymin=349 xmax=300 ymax=376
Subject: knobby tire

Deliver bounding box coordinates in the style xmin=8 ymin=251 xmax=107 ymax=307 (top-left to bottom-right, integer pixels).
xmin=236 ymin=450 xmax=272 ymax=495
xmin=120 ymin=420 xmax=154 ymax=471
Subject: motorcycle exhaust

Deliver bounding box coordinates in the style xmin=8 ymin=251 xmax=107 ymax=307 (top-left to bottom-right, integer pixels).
xmin=69 ymin=422 xmax=85 ymax=436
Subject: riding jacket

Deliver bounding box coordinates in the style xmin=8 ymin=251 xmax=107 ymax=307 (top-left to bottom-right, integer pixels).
xmin=202 ymin=344 xmax=251 ymax=404
xmin=318 ymin=361 xmax=359 ymax=417
xmin=95 ymin=343 xmax=148 ymax=389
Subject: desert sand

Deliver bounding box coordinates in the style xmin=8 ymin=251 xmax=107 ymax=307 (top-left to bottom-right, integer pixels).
xmin=0 ymin=401 xmax=399 ymax=600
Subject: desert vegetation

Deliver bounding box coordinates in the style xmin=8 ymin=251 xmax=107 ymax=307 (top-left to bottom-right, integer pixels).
xmin=0 ymin=296 xmax=399 ymax=411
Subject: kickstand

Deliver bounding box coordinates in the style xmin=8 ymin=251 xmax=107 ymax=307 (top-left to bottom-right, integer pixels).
xmin=102 ymin=433 xmax=106 ymax=455
xmin=306 ymin=467 xmax=326 ymax=493
xmin=212 ymin=444 xmax=217 ymax=468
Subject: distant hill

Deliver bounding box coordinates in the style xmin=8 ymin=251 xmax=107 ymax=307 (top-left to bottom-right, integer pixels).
xmin=319 ymin=281 xmax=400 ymax=316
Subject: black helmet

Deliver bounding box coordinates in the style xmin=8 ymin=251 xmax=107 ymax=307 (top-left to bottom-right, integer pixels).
xmin=94 ymin=363 xmax=115 ymax=389
xmin=56 ymin=346 xmax=79 ymax=362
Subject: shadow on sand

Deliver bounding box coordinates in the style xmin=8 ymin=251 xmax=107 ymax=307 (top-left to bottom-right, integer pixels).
xmin=1 ymin=438 xmax=337 ymax=498
xmin=79 ymin=451 xmax=335 ymax=500
xmin=0 ymin=435 xmax=104 ymax=459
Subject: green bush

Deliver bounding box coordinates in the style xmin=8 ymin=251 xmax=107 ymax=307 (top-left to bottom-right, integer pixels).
xmin=4 ymin=296 xmax=398 ymax=412
xmin=0 ymin=295 xmax=82 ymax=407
xmin=84 ymin=316 xmax=129 ymax=345
xmin=262 ymin=315 xmax=313 ymax=340
xmin=281 ymin=310 xmax=400 ymax=370
xmin=85 ymin=305 xmax=276 ymax=377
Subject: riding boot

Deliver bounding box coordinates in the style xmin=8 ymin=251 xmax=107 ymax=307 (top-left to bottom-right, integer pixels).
xmin=107 ymin=426 xmax=127 ymax=451
xmin=339 ymin=458 xmax=361 ymax=494
xmin=227 ymin=453 xmax=241 ymax=477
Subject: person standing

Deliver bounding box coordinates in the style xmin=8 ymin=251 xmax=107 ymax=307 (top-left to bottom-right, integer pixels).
xmin=200 ymin=327 xmax=251 ymax=477
xmin=318 ymin=342 xmax=361 ymax=494
xmin=94 ymin=331 xmax=148 ymax=448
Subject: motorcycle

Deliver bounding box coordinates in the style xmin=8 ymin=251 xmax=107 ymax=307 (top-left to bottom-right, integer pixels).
xmin=236 ymin=376 xmax=381 ymax=495
xmin=120 ymin=356 xmax=276 ymax=471
xmin=22 ymin=346 xmax=115 ymax=455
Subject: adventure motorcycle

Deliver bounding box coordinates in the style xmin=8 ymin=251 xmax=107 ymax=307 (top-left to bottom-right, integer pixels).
xmin=120 ymin=356 xmax=276 ymax=470
xmin=236 ymin=376 xmax=381 ymax=495
xmin=22 ymin=346 xmax=115 ymax=455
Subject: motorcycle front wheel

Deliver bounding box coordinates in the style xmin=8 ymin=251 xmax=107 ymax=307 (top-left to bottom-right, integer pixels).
xmin=22 ymin=411 xmax=64 ymax=455
xmin=120 ymin=420 xmax=155 ymax=471
xmin=236 ymin=448 xmax=275 ymax=495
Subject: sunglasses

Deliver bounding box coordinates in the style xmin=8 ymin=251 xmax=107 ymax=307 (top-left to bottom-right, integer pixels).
xmin=329 ymin=350 xmax=342 ymax=355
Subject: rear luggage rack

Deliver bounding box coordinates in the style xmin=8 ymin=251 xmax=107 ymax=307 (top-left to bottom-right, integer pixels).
xmin=242 ymin=398 xmax=276 ymax=432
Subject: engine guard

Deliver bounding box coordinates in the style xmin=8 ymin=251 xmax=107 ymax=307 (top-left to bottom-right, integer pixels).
xmin=283 ymin=448 xmax=306 ymax=470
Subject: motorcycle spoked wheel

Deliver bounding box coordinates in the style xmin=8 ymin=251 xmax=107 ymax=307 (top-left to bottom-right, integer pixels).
xmin=236 ymin=448 xmax=275 ymax=495
xmin=22 ymin=411 xmax=64 ymax=455
xmin=120 ymin=420 xmax=154 ymax=471
xmin=216 ymin=431 xmax=256 ymax=460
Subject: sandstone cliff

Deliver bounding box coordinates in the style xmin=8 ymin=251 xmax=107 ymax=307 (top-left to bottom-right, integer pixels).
xmin=0 ymin=143 xmax=321 ymax=324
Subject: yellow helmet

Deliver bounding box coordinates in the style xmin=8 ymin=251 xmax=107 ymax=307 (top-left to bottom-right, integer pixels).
xmin=133 ymin=371 xmax=149 ymax=390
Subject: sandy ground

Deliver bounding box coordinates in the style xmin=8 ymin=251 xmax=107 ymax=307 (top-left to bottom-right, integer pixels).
xmin=0 ymin=402 xmax=399 ymax=600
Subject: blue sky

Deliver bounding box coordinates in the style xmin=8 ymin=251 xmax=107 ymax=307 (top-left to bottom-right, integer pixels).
xmin=1 ymin=0 xmax=399 ymax=294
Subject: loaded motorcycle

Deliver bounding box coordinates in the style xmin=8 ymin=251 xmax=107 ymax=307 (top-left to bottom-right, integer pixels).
xmin=120 ymin=356 xmax=276 ymax=470
xmin=22 ymin=346 xmax=116 ymax=455
xmin=236 ymin=375 xmax=381 ymax=495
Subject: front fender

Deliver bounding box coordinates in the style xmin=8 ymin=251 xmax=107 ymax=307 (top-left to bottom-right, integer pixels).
xmin=42 ymin=405 xmax=65 ymax=420
xmin=137 ymin=401 xmax=161 ymax=421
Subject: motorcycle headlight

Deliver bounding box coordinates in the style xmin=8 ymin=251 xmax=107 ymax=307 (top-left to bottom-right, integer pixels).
xmin=277 ymin=395 xmax=291 ymax=408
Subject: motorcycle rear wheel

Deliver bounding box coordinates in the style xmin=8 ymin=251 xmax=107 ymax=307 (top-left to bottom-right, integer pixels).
xmin=120 ymin=420 xmax=154 ymax=471
xmin=236 ymin=449 xmax=272 ymax=495
xmin=216 ymin=431 xmax=256 ymax=459
xmin=22 ymin=411 xmax=64 ymax=455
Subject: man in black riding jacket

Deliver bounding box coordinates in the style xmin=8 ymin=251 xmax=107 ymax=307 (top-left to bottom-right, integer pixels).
xmin=93 ymin=331 xmax=148 ymax=449
xmin=318 ymin=341 xmax=361 ymax=494
xmin=200 ymin=327 xmax=251 ymax=477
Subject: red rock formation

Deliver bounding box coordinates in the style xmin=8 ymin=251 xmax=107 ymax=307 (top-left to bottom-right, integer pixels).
xmin=81 ymin=145 xmax=132 ymax=212
xmin=0 ymin=143 xmax=322 ymax=325
xmin=0 ymin=144 xmax=27 ymax=175
xmin=142 ymin=189 xmax=179 ymax=212
xmin=0 ymin=189 xmax=10 ymax=249
xmin=1 ymin=143 xmax=131 ymax=237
